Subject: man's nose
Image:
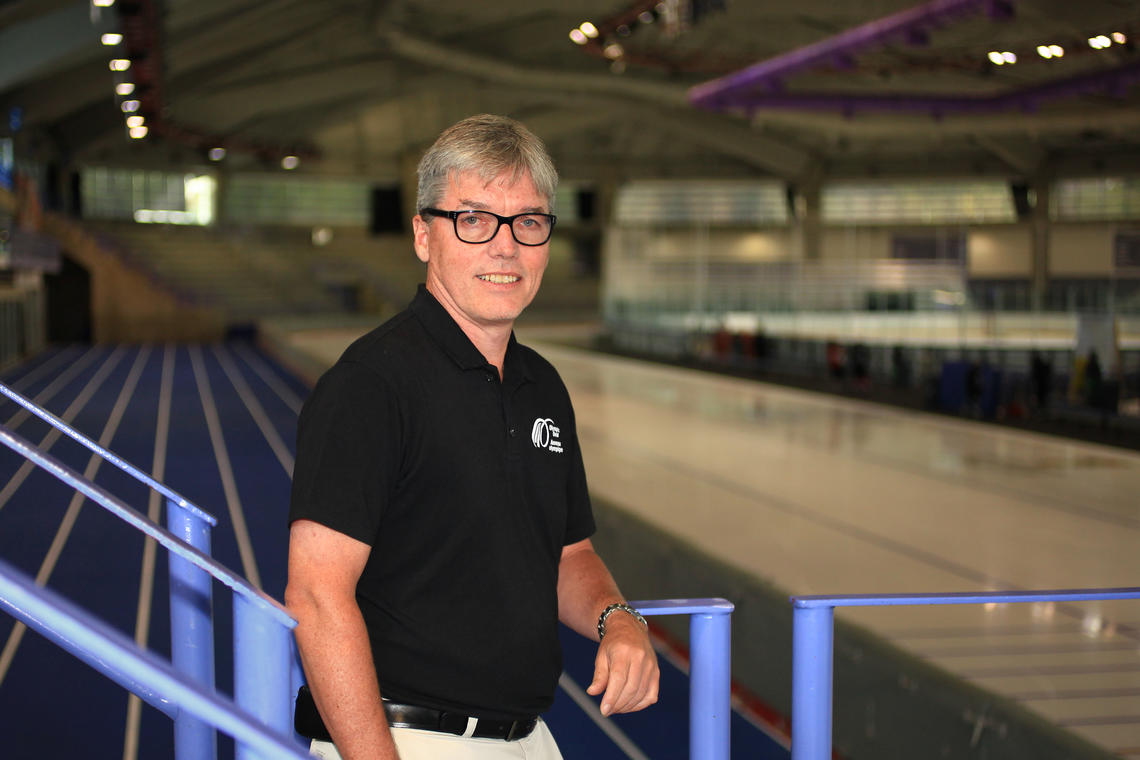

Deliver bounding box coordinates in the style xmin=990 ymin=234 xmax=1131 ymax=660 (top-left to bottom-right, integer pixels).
xmin=488 ymin=220 xmax=519 ymax=255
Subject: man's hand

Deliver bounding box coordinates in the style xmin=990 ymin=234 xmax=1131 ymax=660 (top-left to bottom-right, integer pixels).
xmin=587 ymin=612 xmax=660 ymax=715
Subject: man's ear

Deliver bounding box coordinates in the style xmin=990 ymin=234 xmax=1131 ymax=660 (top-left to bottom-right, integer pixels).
xmin=412 ymin=215 xmax=430 ymax=264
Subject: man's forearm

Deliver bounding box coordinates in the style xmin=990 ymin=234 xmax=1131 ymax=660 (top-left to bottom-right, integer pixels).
xmin=290 ymin=592 xmax=399 ymax=760
xmin=556 ymin=543 xmax=625 ymax=638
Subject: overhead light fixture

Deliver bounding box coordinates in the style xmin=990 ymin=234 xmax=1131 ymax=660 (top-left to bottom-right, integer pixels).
xmin=987 ymin=51 xmax=1004 ymax=65
xmin=121 ymin=99 xmax=140 ymax=112
xmin=579 ymin=21 xmax=599 ymax=39
xmin=1049 ymin=44 xmax=1064 ymax=57
xmin=638 ymin=10 xmax=655 ymax=24
xmin=126 ymin=115 xmax=145 ymax=128
xmin=92 ymin=0 xmax=115 ymax=6
xmin=109 ymin=59 xmax=131 ymax=71
xmin=208 ymin=147 xmax=226 ymax=161
xmin=282 ymin=155 xmax=299 ymax=170
xmin=129 ymin=125 xmax=148 ymax=139
xmin=569 ymin=28 xmax=588 ymax=45
xmin=1113 ymin=32 xmax=1127 ymax=44
xmin=1002 ymin=51 xmax=1016 ymax=63
xmin=604 ymin=42 xmax=624 ymax=60
xmin=1036 ymin=44 xmax=1053 ymax=58
xmin=115 ymin=82 xmax=135 ymax=96
xmin=101 ymin=33 xmax=123 ymax=46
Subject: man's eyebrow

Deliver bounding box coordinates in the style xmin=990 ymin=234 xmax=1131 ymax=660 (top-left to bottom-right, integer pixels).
xmin=458 ymin=199 xmax=550 ymax=214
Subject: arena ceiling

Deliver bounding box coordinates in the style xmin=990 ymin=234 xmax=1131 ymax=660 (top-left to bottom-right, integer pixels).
xmin=2 ymin=0 xmax=1140 ymax=185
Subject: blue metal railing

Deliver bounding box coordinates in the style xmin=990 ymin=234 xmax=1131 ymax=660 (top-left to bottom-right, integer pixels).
xmin=789 ymin=587 xmax=1140 ymax=760
xmin=0 ymin=555 xmax=308 ymax=760
xmin=636 ymin=598 xmax=735 ymax=760
xmin=0 ymin=377 xmax=737 ymax=758
xmin=0 ymin=380 xmax=297 ymax=760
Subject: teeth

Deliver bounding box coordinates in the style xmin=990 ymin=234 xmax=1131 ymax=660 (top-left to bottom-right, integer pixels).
xmin=478 ymin=274 xmax=519 ymax=284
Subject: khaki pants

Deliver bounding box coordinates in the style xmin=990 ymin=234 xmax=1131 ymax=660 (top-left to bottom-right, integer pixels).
xmin=309 ymin=719 xmax=564 ymax=760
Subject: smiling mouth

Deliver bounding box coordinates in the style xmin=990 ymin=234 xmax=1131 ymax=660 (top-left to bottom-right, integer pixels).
xmin=477 ymin=274 xmax=520 ymax=284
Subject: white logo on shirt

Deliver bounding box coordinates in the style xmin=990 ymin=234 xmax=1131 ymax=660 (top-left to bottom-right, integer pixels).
xmin=531 ymin=417 xmax=563 ymax=453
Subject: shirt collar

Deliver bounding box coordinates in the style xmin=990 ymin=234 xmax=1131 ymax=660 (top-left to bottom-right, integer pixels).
xmin=410 ymin=285 xmax=534 ymax=385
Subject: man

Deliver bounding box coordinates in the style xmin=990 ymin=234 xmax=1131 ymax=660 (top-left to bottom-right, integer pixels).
xmin=286 ymin=114 xmax=659 ymax=760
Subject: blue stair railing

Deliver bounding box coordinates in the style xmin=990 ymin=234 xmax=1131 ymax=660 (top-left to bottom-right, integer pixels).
xmin=0 ymin=554 xmax=308 ymax=760
xmin=789 ymin=587 xmax=1140 ymax=760
xmin=0 ymin=378 xmax=736 ymax=759
xmin=0 ymin=380 xmax=298 ymax=760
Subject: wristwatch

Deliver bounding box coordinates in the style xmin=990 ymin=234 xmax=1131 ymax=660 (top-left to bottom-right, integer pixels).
xmin=597 ymin=602 xmax=648 ymax=640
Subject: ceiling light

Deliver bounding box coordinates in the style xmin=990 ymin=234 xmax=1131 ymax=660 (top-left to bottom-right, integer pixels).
xmin=101 ymin=33 xmax=123 ymax=46
xmin=109 ymin=59 xmax=131 ymax=71
xmin=1002 ymin=51 xmax=1016 ymax=63
xmin=1088 ymin=36 xmax=1104 ymax=49
xmin=115 ymin=82 xmax=135 ymax=96
xmin=126 ymin=115 xmax=144 ymax=128
xmin=569 ymin=28 xmax=587 ymax=45
xmin=579 ymin=22 xmax=599 ymax=39
xmin=1113 ymin=32 xmax=1127 ymax=44
xmin=129 ymin=125 xmax=147 ymax=139
xmin=1036 ymin=45 xmax=1053 ymax=58
xmin=121 ymin=99 xmax=140 ymax=112
xmin=1049 ymin=44 xmax=1064 ymax=57
xmin=208 ymin=147 xmax=226 ymax=161
xmin=282 ymin=155 xmax=299 ymax=170
xmin=638 ymin=10 xmax=655 ymax=24
xmin=92 ymin=0 xmax=115 ymax=6
xmin=604 ymin=42 xmax=624 ymax=59
xmin=610 ymin=60 xmax=627 ymax=74
xmin=987 ymin=51 xmax=1004 ymax=65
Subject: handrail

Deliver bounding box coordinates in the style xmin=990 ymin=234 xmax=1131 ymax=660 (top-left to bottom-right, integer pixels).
xmin=0 ymin=381 xmax=299 ymax=760
xmin=0 ymin=422 xmax=292 ymax=626
xmin=789 ymin=587 xmax=1140 ymax=760
xmin=0 ymin=556 xmax=309 ymax=760
xmin=0 ymin=381 xmax=215 ymax=525
xmin=635 ymin=598 xmax=735 ymax=760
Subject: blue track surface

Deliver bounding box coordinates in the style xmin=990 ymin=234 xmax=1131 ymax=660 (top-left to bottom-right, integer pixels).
xmin=0 ymin=343 xmax=787 ymax=759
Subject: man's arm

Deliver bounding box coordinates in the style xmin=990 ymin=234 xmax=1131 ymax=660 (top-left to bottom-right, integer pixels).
xmin=557 ymin=538 xmax=660 ymax=716
xmin=285 ymin=519 xmax=399 ymax=760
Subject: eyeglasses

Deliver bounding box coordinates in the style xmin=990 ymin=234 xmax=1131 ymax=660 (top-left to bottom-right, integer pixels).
xmin=420 ymin=208 xmax=556 ymax=246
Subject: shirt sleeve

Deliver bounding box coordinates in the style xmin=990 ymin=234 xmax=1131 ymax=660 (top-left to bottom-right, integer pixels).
xmin=289 ymin=360 xmax=401 ymax=546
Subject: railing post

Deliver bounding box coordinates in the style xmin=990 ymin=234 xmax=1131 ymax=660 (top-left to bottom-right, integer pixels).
xmin=791 ymin=603 xmax=834 ymax=760
xmin=166 ymin=497 xmax=217 ymax=760
xmin=690 ymin=609 xmax=732 ymax=760
xmin=233 ymin=593 xmax=294 ymax=760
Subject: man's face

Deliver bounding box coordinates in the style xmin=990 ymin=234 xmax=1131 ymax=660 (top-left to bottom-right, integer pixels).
xmin=413 ymin=169 xmax=550 ymax=336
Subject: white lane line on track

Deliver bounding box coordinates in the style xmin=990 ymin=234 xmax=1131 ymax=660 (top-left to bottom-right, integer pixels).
xmin=190 ymin=345 xmax=261 ymax=589
xmin=556 ymin=672 xmax=651 ymax=760
xmin=3 ymin=345 xmax=104 ymax=430
xmin=123 ymin=344 xmax=172 ymax=760
xmin=2 ymin=346 xmax=80 ymax=394
xmin=0 ymin=346 xmax=127 ymax=513
xmin=213 ymin=344 xmax=294 ymax=477
xmin=0 ymin=344 xmax=143 ymax=687
xmin=233 ymin=342 xmax=304 ymax=415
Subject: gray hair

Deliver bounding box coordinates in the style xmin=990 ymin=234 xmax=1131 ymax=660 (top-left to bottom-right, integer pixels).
xmin=416 ymin=114 xmax=558 ymax=213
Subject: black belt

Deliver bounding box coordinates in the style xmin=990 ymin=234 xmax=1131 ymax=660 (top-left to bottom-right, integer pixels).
xmin=384 ymin=701 xmax=538 ymax=741
xmin=294 ymin=686 xmax=538 ymax=742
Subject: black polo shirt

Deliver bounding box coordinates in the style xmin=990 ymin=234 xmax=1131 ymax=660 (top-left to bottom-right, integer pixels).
xmin=289 ymin=285 xmax=596 ymax=720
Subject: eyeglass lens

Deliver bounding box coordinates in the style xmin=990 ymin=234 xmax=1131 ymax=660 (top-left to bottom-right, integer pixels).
xmin=454 ymin=211 xmax=552 ymax=245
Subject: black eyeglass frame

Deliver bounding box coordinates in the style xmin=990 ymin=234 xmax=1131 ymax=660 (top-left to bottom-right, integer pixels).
xmin=420 ymin=207 xmax=557 ymax=246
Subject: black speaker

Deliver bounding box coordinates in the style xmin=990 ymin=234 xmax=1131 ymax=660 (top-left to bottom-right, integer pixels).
xmin=370 ymin=186 xmax=403 ymax=234
xmin=1010 ymin=182 xmax=1032 ymax=219
xmin=576 ymin=189 xmax=595 ymax=223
